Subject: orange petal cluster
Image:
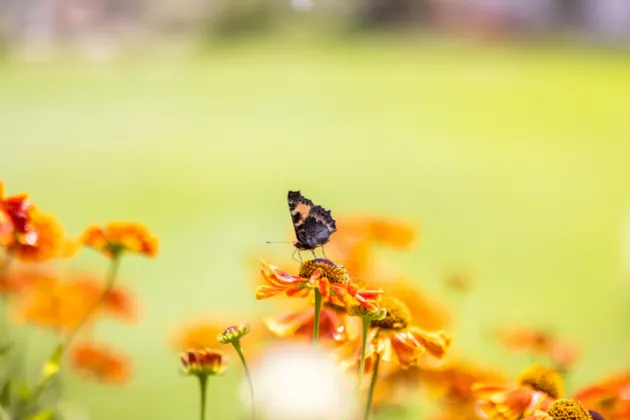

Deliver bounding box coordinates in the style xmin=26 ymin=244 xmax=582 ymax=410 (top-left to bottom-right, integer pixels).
xmin=81 ymin=222 xmax=158 ymax=258
xmin=71 ymin=343 xmax=132 ymax=384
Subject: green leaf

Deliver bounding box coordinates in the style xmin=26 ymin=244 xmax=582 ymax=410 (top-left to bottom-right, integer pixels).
xmin=25 ymin=409 xmax=56 ymax=420
xmin=41 ymin=345 xmax=63 ymax=382
xmin=0 ymin=381 xmax=10 ymax=406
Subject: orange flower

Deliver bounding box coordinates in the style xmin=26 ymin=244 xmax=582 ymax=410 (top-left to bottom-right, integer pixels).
xmin=13 ymin=273 xmax=134 ymax=330
xmin=256 ymin=259 xmax=382 ymax=311
xmin=495 ymin=326 xmax=580 ymax=372
xmin=473 ymin=365 xmax=563 ymax=419
xmin=338 ymin=297 xmax=451 ymax=372
xmin=6 ymin=210 xmax=76 ymax=262
xmin=0 ymin=266 xmax=57 ymax=295
xmin=180 ymin=348 xmax=226 ymax=376
xmin=81 ymin=222 xmax=158 ymax=258
xmin=171 ymin=317 xmax=268 ymax=361
xmin=0 ymin=182 xmax=37 ymax=247
xmin=376 ymin=276 xmax=450 ymax=331
xmin=70 ymin=342 xmax=131 ymax=384
xmin=574 ymin=372 xmax=630 ymax=419
xmin=264 ymin=302 xmax=359 ymax=345
xmin=473 ymin=384 xmax=554 ymax=420
xmin=327 ymin=216 xmax=417 ymax=282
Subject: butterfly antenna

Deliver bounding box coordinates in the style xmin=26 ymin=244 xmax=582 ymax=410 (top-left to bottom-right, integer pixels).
xmin=265 ymin=241 xmax=294 ymax=244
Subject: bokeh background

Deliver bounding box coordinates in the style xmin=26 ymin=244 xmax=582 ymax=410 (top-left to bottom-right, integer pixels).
xmin=1 ymin=0 xmax=630 ymax=418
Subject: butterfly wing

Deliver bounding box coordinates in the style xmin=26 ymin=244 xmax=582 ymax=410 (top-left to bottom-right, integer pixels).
xmin=288 ymin=191 xmax=337 ymax=250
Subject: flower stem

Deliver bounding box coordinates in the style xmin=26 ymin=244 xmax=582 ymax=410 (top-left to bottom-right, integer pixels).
xmin=356 ymin=317 xmax=371 ymax=392
xmin=232 ymin=340 xmax=256 ymax=420
xmin=313 ymin=288 xmax=322 ymax=346
xmin=198 ymin=374 xmax=208 ymax=420
xmin=64 ymin=253 xmax=121 ymax=351
xmin=363 ymin=353 xmax=381 ymax=420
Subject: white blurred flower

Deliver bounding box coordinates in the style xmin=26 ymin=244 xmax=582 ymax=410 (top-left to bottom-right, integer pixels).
xmin=243 ymin=343 xmax=356 ymax=420
xmin=291 ymin=0 xmax=315 ymax=13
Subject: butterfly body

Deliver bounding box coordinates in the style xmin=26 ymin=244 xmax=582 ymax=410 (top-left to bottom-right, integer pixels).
xmin=288 ymin=191 xmax=337 ymax=251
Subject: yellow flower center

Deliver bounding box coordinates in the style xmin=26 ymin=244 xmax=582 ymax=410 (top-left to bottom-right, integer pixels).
xmin=517 ymin=364 xmax=564 ymax=399
xmin=370 ymin=297 xmax=411 ymax=330
xmin=299 ymin=259 xmax=348 ymax=284
xmin=547 ymin=399 xmax=592 ymax=420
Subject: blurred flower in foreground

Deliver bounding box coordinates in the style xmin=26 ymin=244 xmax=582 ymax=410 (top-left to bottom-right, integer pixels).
xmin=338 ymin=297 xmax=451 ymax=372
xmin=252 ymin=343 xmax=355 ymax=420
xmin=70 ymin=343 xmax=131 ymax=384
xmin=81 ymin=222 xmax=158 ymax=258
xmin=574 ymin=372 xmax=630 ymax=419
xmin=495 ymin=326 xmax=580 ymax=372
xmin=473 ymin=364 xmax=563 ymax=419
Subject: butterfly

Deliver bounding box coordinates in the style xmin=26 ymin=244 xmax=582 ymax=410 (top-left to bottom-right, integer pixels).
xmin=287 ymin=190 xmax=337 ymax=260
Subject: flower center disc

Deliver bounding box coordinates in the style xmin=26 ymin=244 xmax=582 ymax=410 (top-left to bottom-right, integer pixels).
xmin=299 ymin=259 xmax=348 ymax=284
xmin=370 ymin=297 xmax=411 ymax=330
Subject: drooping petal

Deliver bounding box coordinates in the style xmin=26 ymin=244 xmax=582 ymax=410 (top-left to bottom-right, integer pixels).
xmin=264 ymin=307 xmax=315 ymax=337
xmin=390 ymin=331 xmax=423 ymax=369
xmin=255 ymin=285 xmax=286 ymax=300
xmin=285 ymin=287 xmax=310 ymax=298
xmin=407 ymin=327 xmax=452 ymax=359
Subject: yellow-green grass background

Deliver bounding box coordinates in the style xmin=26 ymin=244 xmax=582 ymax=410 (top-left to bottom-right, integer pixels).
xmin=1 ymin=36 xmax=630 ymax=419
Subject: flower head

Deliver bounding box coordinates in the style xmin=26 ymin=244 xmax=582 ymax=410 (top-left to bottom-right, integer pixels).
xmin=71 ymin=343 xmax=131 ymax=384
xmin=13 ymin=273 xmax=134 ymax=330
xmin=547 ymin=399 xmax=592 ymax=420
xmin=338 ymin=297 xmax=451 ymax=372
xmin=181 ymin=348 xmax=226 ymax=377
xmin=473 ymin=384 xmax=554 ymax=420
xmin=7 ymin=210 xmax=76 ymax=262
xmin=0 ymin=182 xmax=37 ymax=247
xmin=81 ymin=222 xmax=158 ymax=258
xmin=574 ymin=372 xmax=630 ymax=419
xmin=218 ymin=323 xmax=250 ymax=344
xmin=256 ymin=259 xmax=381 ymax=311
xmin=517 ymin=365 xmax=564 ymax=399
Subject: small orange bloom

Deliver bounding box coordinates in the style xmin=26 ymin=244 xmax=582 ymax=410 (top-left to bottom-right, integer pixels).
xmin=338 ymin=297 xmax=451 ymax=372
xmin=574 ymin=372 xmax=630 ymax=419
xmin=71 ymin=342 xmax=131 ymax=384
xmin=81 ymin=222 xmax=158 ymax=258
xmin=6 ymin=210 xmax=76 ymax=262
xmin=256 ymin=259 xmax=382 ymax=312
xmin=180 ymin=348 xmax=226 ymax=376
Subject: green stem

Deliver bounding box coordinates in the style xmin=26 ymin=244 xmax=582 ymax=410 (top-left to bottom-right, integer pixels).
xmin=363 ymin=353 xmax=381 ymax=420
xmin=313 ymin=289 xmax=322 ymax=346
xmin=356 ymin=317 xmax=371 ymax=393
xmin=198 ymin=374 xmax=208 ymax=420
xmin=64 ymin=253 xmax=121 ymax=351
xmin=233 ymin=340 xmax=256 ymax=420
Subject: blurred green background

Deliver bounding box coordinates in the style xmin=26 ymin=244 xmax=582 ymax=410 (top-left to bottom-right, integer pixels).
xmin=1 ymin=34 xmax=630 ymax=419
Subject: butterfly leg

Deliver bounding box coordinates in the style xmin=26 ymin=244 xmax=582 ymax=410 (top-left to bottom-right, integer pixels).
xmin=320 ymin=246 xmax=328 ymax=260
xmin=292 ymin=248 xmax=300 ymax=263
xmin=311 ymin=249 xmax=318 ymax=260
